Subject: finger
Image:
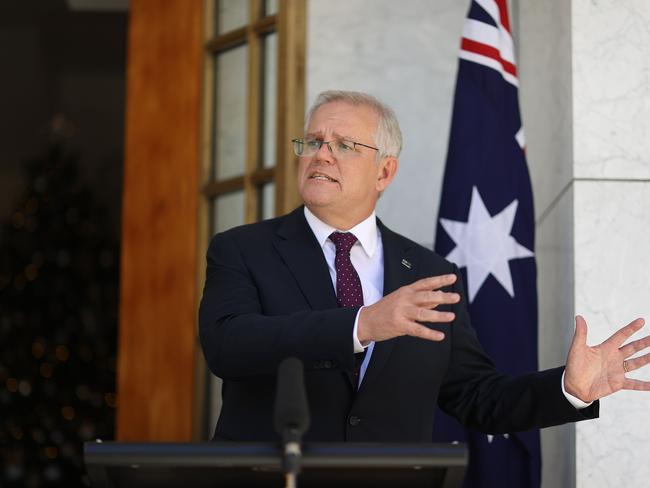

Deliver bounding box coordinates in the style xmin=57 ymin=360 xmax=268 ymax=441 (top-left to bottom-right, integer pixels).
xmin=413 ymin=308 xmax=455 ymax=324
xmin=572 ymin=315 xmax=588 ymax=346
xmin=410 ymin=274 xmax=457 ymax=292
xmin=413 ymin=290 xmax=461 ymax=307
xmin=623 ymin=352 xmax=650 ymax=372
xmin=622 ymin=378 xmax=650 ymax=392
xmin=620 ymin=335 xmax=650 ymax=358
xmin=405 ymin=322 xmax=446 ymax=342
xmin=604 ymin=317 xmax=646 ymax=348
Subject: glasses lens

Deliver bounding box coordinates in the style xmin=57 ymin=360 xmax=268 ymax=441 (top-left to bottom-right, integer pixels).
xmin=292 ymin=139 xmax=304 ymax=156
xmin=293 ymin=138 xmax=322 ymax=157
xmin=332 ymin=140 xmax=355 ymax=159
xmin=291 ymin=138 xmax=359 ymax=159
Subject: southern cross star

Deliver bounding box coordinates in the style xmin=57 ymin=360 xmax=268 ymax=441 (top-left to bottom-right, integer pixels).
xmin=439 ymin=186 xmax=534 ymax=303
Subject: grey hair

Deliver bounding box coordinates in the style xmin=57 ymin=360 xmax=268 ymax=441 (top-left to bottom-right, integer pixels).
xmin=304 ymin=90 xmax=403 ymax=159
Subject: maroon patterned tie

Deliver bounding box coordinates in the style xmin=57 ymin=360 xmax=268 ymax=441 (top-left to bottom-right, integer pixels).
xmin=329 ymin=232 xmax=366 ymax=384
xmin=329 ymin=232 xmax=364 ymax=307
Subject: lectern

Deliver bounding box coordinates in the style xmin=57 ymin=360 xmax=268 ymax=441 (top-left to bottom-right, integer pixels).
xmin=84 ymin=441 xmax=467 ymax=488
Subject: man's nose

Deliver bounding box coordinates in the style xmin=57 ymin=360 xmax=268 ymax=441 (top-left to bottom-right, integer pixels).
xmin=315 ymin=141 xmax=334 ymax=162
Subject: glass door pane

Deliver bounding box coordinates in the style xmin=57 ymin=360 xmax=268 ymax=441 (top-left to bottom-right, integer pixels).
xmin=264 ymin=0 xmax=278 ymax=16
xmin=212 ymin=191 xmax=245 ymax=234
xmin=258 ymin=182 xmax=275 ymax=221
xmin=214 ymin=45 xmax=248 ymax=180
xmin=215 ymin=0 xmax=249 ymax=34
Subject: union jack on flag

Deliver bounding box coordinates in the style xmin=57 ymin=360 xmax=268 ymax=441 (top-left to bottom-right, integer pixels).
xmin=433 ymin=1 xmax=541 ymax=487
xmin=459 ymin=0 xmax=519 ymax=86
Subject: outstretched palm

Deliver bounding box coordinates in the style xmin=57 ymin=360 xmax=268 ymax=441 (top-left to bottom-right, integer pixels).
xmin=564 ymin=315 xmax=650 ymax=403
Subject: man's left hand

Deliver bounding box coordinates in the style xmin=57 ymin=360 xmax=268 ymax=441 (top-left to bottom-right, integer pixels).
xmin=564 ymin=315 xmax=650 ymax=403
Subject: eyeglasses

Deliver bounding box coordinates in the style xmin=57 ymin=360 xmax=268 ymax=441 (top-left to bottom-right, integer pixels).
xmin=291 ymin=138 xmax=379 ymax=160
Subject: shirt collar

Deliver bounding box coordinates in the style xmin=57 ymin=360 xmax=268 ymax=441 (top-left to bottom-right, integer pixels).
xmin=303 ymin=206 xmax=378 ymax=258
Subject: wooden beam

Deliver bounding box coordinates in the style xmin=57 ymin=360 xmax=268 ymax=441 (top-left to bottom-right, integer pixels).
xmin=201 ymin=175 xmax=246 ymax=198
xmin=204 ymin=15 xmax=276 ymax=54
xmin=205 ymin=26 xmax=247 ymax=53
xmin=117 ymin=0 xmax=203 ymax=441
xmin=193 ymin=0 xmax=215 ymax=441
xmin=276 ymin=0 xmax=306 ymax=215
xmin=245 ymin=0 xmax=263 ymax=224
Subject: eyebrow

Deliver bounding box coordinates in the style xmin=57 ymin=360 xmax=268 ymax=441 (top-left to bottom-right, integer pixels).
xmin=305 ymin=131 xmax=357 ymax=142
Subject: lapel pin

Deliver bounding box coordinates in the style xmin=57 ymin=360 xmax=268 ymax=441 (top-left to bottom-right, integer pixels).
xmin=401 ymin=258 xmax=412 ymax=269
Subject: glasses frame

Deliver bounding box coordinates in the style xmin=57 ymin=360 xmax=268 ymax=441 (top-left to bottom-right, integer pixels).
xmin=291 ymin=137 xmax=379 ymax=159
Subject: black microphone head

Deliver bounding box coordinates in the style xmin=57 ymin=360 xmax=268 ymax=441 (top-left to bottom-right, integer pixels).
xmin=273 ymin=357 xmax=310 ymax=439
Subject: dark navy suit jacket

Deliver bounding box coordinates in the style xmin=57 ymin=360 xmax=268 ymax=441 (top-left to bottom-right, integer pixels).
xmin=199 ymin=207 xmax=597 ymax=442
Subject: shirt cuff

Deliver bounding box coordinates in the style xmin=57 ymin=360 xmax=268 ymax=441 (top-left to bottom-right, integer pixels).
xmin=561 ymin=370 xmax=593 ymax=409
xmin=352 ymin=307 xmax=369 ymax=353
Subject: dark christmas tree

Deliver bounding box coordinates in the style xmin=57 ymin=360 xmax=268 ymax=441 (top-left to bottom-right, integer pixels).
xmin=0 ymin=117 xmax=119 ymax=487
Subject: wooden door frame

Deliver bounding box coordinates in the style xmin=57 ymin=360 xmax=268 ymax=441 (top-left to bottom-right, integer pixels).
xmin=117 ymin=0 xmax=305 ymax=441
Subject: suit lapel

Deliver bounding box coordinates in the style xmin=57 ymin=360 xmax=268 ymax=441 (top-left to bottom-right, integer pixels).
xmin=272 ymin=207 xmax=338 ymax=311
xmin=358 ymin=220 xmax=416 ymax=392
xmin=273 ymin=210 xmax=417 ymax=391
xmin=273 ymin=208 xmax=355 ymax=388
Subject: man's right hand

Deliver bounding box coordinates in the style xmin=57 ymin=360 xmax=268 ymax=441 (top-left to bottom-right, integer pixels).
xmin=357 ymin=274 xmax=460 ymax=344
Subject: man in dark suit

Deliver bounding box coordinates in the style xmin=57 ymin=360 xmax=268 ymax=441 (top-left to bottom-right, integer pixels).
xmin=199 ymin=90 xmax=650 ymax=442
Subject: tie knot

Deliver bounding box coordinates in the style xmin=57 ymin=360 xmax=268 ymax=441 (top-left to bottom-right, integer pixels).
xmin=329 ymin=232 xmax=358 ymax=254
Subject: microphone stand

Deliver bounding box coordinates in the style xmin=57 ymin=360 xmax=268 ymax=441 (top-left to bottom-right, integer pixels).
xmin=282 ymin=427 xmax=302 ymax=488
xmin=274 ymin=357 xmax=310 ymax=488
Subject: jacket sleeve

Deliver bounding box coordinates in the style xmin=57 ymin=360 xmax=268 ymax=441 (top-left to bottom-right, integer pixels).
xmin=437 ymin=265 xmax=599 ymax=433
xmin=198 ymin=230 xmax=358 ymax=380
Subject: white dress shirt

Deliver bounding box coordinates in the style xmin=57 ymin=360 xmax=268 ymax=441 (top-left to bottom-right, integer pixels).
xmin=304 ymin=207 xmax=382 ymax=386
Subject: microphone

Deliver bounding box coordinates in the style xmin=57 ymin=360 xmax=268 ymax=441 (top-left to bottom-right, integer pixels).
xmin=274 ymin=357 xmax=310 ymax=488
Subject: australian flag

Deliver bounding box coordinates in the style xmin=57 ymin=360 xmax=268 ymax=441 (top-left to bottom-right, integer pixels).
xmin=432 ymin=1 xmax=540 ymax=487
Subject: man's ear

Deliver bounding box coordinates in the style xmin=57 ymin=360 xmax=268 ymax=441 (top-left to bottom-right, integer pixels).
xmin=376 ymin=156 xmax=399 ymax=192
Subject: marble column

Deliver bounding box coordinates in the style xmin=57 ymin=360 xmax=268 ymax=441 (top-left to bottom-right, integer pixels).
xmin=519 ymin=0 xmax=650 ymax=486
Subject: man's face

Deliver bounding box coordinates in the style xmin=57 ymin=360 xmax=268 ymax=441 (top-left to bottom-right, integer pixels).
xmin=297 ymin=101 xmax=396 ymax=229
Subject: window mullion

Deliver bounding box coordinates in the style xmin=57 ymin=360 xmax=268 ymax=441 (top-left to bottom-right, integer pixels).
xmin=244 ymin=0 xmax=262 ymax=224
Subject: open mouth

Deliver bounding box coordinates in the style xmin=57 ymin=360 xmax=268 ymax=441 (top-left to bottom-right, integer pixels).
xmin=309 ymin=172 xmax=338 ymax=183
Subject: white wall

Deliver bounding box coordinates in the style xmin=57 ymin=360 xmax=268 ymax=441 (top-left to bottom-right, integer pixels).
xmin=516 ymin=0 xmax=576 ymax=486
xmin=306 ymin=0 xmax=467 ymax=248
